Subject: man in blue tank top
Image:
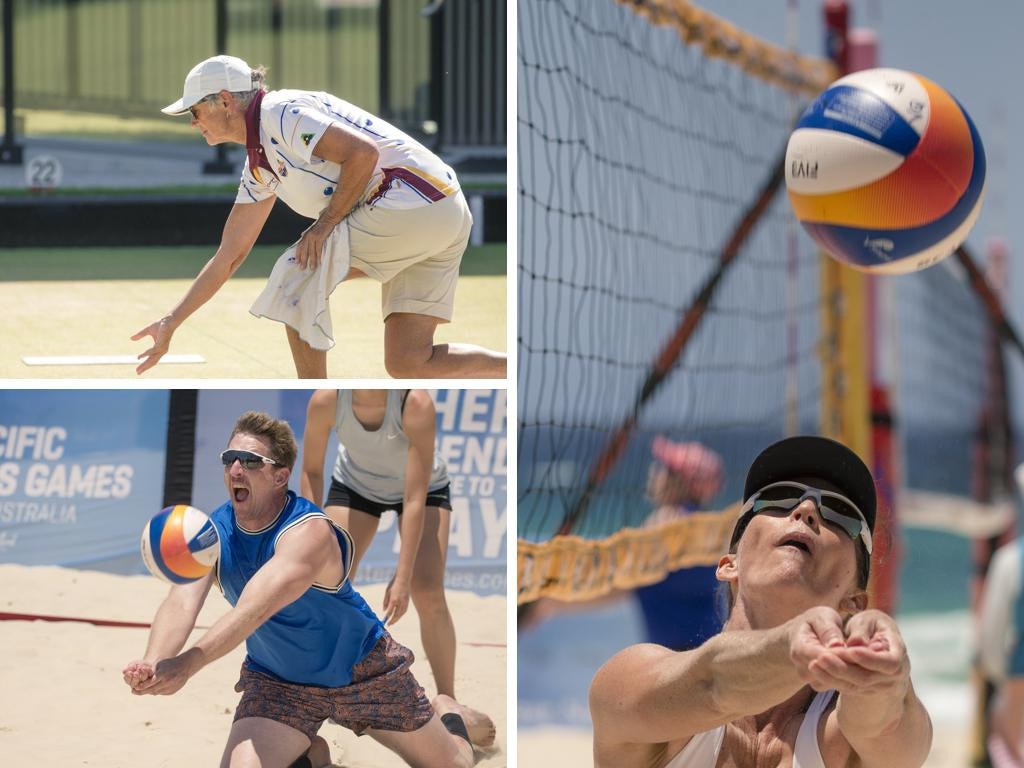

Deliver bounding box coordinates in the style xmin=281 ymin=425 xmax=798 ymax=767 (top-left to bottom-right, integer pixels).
xmin=589 ymin=436 xmax=932 ymax=768
xmin=122 ymin=411 xmax=492 ymax=767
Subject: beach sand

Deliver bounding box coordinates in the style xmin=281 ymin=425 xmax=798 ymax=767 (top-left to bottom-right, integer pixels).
xmin=0 ymin=564 xmax=506 ymax=767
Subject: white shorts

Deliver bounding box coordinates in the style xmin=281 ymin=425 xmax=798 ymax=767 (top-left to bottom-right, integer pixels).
xmin=347 ymin=191 xmax=472 ymax=322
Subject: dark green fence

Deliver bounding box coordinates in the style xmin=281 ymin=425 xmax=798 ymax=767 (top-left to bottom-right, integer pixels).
xmin=3 ymin=0 xmax=503 ymax=154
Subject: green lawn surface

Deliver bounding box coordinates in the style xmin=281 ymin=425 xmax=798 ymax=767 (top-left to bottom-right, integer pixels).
xmin=0 ymin=244 xmax=507 ymax=379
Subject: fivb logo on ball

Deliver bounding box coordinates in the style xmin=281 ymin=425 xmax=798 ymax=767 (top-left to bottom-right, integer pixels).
xmin=785 ymin=68 xmax=986 ymax=275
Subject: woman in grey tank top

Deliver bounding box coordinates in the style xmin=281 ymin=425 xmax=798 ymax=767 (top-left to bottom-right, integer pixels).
xmin=301 ymin=389 xmax=492 ymax=739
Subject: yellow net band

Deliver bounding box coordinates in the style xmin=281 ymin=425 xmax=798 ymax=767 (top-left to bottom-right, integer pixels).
xmin=517 ymin=503 xmax=742 ymax=604
xmin=617 ymin=0 xmax=837 ymax=97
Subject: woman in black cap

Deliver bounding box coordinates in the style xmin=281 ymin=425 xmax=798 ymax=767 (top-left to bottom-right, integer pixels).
xmin=589 ymin=435 xmax=932 ymax=768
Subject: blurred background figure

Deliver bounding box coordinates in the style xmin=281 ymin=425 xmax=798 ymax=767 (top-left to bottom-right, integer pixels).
xmin=521 ymin=438 xmax=726 ymax=651
xmin=636 ymin=438 xmax=725 ymax=650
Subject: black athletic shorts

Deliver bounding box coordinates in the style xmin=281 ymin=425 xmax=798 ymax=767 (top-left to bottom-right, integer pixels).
xmin=325 ymin=478 xmax=452 ymax=518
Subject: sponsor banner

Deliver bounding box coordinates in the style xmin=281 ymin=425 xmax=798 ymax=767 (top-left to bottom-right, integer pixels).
xmin=0 ymin=390 xmax=169 ymax=572
xmin=354 ymin=389 xmax=508 ymax=596
xmin=192 ymin=390 xmax=507 ymax=596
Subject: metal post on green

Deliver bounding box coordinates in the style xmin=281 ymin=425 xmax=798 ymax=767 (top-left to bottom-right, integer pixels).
xmin=271 ymin=0 xmax=282 ymax=88
xmin=66 ymin=0 xmax=80 ymax=100
xmin=378 ymin=0 xmax=391 ymax=119
xmin=325 ymin=6 xmax=339 ymax=96
xmin=128 ymin=0 xmax=142 ymax=97
xmin=0 ymin=0 xmax=21 ymax=165
xmin=203 ymin=0 xmax=234 ymax=174
xmin=426 ymin=0 xmax=445 ymax=153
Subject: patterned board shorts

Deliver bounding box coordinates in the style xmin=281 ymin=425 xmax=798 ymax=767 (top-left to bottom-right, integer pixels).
xmin=233 ymin=632 xmax=434 ymax=741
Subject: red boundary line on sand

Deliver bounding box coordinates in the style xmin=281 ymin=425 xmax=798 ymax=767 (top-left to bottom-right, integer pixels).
xmin=1 ymin=611 xmax=508 ymax=646
xmin=0 ymin=611 xmax=204 ymax=629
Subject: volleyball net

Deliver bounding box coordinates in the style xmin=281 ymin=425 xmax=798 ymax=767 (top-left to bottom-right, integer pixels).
xmin=518 ymin=0 xmax=836 ymax=603
xmin=517 ymin=0 xmax=1014 ymax=607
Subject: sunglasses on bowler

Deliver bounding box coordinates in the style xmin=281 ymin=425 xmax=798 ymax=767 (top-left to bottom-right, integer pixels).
xmin=739 ymin=480 xmax=872 ymax=554
xmin=220 ymin=449 xmax=282 ymax=470
xmin=189 ymin=94 xmax=218 ymax=119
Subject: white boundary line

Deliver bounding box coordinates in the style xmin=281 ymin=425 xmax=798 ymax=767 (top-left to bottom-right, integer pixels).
xmin=22 ymin=354 xmax=206 ymax=366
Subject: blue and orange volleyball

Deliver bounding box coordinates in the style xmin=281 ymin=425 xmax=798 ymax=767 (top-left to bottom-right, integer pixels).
xmin=785 ymin=68 xmax=985 ymax=274
xmin=140 ymin=505 xmax=220 ymax=584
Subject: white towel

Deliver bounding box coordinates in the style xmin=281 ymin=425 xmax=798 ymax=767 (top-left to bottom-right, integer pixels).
xmin=249 ymin=222 xmax=352 ymax=351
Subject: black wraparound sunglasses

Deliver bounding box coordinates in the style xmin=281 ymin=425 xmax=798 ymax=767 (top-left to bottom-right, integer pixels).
xmin=220 ymin=449 xmax=282 ymax=470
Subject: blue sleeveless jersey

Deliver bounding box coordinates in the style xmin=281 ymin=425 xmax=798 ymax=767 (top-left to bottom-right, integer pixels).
xmin=210 ymin=491 xmax=384 ymax=687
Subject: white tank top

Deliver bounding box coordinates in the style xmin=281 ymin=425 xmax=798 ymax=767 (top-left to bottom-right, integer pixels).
xmin=331 ymin=390 xmax=448 ymax=504
xmin=664 ymin=690 xmax=835 ymax=768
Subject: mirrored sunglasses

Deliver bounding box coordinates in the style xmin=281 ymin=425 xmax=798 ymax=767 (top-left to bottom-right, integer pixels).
xmin=220 ymin=449 xmax=281 ymax=470
xmin=740 ymin=480 xmax=872 ymax=554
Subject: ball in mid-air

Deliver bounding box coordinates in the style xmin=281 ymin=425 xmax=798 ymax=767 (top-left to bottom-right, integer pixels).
xmin=785 ymin=67 xmax=985 ymax=274
xmin=141 ymin=504 xmax=220 ymax=584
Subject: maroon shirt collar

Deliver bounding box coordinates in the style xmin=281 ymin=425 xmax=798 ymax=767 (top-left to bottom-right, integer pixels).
xmin=244 ymin=90 xmax=276 ymax=180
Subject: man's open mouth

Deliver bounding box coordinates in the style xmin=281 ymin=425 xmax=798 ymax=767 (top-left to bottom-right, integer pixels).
xmin=780 ymin=537 xmax=811 ymax=554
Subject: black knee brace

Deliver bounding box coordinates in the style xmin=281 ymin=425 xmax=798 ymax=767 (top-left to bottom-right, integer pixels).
xmin=441 ymin=712 xmax=471 ymax=745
